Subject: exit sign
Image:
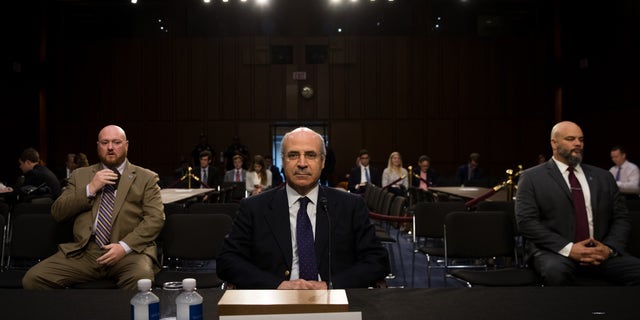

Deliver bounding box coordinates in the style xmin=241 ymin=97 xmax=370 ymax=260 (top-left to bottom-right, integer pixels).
xmin=293 ymin=71 xmax=307 ymax=80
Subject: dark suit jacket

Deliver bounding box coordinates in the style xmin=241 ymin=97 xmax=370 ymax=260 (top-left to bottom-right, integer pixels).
xmin=348 ymin=166 xmax=382 ymax=193
xmin=217 ymin=185 xmax=390 ymax=289
xmin=455 ymin=164 xmax=487 ymax=186
xmin=192 ymin=166 xmax=221 ymax=188
xmin=515 ymin=160 xmax=631 ymax=261
xmin=51 ymin=161 xmax=165 ymax=268
xmin=411 ymin=168 xmax=439 ymax=188
xmin=23 ymin=164 xmax=62 ymax=199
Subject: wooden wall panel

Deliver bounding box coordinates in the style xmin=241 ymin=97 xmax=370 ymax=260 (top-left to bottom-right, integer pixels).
xmin=330 ymin=121 xmax=364 ymax=180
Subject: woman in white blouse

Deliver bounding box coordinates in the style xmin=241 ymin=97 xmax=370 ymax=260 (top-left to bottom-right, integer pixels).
xmin=382 ymin=151 xmax=408 ymax=197
xmin=246 ymin=155 xmax=272 ymax=196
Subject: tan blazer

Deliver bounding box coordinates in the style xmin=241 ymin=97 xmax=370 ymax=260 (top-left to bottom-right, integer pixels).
xmin=51 ymin=161 xmax=165 ymax=266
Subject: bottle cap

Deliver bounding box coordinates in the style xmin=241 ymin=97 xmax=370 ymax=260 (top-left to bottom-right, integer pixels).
xmin=182 ymin=278 xmax=197 ymax=291
xmin=137 ymin=279 xmax=152 ymax=291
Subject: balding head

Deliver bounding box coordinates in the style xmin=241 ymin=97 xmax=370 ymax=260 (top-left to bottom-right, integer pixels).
xmin=550 ymin=121 xmax=584 ymax=166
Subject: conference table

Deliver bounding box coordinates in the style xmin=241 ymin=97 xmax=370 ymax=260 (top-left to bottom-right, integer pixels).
xmin=160 ymin=188 xmax=217 ymax=204
xmin=1 ymin=286 xmax=638 ymax=319
xmin=430 ymin=186 xmax=510 ymax=202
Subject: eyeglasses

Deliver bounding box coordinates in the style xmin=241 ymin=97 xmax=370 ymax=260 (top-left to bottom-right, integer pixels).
xmin=285 ymin=151 xmax=323 ymax=161
xmin=98 ymin=139 xmax=125 ymax=147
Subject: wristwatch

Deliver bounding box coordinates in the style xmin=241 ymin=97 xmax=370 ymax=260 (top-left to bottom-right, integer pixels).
xmin=609 ymin=247 xmax=619 ymax=258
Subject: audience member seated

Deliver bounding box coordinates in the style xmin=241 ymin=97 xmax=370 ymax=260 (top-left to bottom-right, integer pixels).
xmin=245 ymin=155 xmax=272 ymax=196
xmin=193 ymin=150 xmax=221 ymax=189
xmin=455 ymin=152 xmax=488 ymax=187
xmin=12 ymin=148 xmax=62 ymax=203
xmin=348 ymin=149 xmax=381 ymax=194
xmin=381 ymin=151 xmax=408 ymax=197
xmin=224 ymin=154 xmax=247 ymax=183
xmin=412 ymin=155 xmax=439 ymax=190
xmin=264 ymin=155 xmax=284 ymax=187
xmin=74 ymin=152 xmax=89 ymax=169
xmin=609 ymin=145 xmax=640 ymax=199
xmin=55 ymin=153 xmax=77 ymax=188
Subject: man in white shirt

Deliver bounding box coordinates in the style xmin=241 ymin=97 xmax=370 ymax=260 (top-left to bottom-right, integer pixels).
xmin=609 ymin=146 xmax=640 ymax=197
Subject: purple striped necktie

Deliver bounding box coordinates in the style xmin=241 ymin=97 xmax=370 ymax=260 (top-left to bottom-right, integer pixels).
xmin=95 ymin=184 xmax=115 ymax=248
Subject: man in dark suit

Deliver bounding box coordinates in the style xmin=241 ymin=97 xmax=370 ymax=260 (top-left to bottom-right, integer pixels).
xmin=22 ymin=125 xmax=165 ymax=289
xmin=192 ymin=150 xmax=221 ymax=189
xmin=516 ymin=121 xmax=640 ymax=285
xmin=217 ymin=127 xmax=389 ymax=289
xmin=16 ymin=147 xmax=62 ymax=201
xmin=348 ymin=149 xmax=382 ymax=193
xmin=455 ymin=152 xmax=487 ymax=187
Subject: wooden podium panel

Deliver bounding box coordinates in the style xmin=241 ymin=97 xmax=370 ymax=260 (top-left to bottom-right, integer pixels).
xmin=218 ymin=290 xmax=349 ymax=316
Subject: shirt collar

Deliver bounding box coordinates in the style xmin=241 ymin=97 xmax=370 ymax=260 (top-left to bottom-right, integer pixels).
xmin=286 ymin=184 xmax=319 ymax=207
xmin=552 ymin=156 xmax=582 ymax=174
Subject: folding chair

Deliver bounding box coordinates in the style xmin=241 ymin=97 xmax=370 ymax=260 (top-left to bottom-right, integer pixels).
xmin=411 ymin=201 xmax=467 ymax=287
xmin=187 ymin=202 xmax=239 ymax=220
xmin=0 ymin=214 xmax=71 ymax=288
xmin=476 ymin=201 xmax=524 ymax=266
xmin=444 ymin=210 xmax=539 ymax=287
xmin=628 ymin=210 xmax=640 ymax=258
xmin=154 ymin=213 xmax=233 ymax=288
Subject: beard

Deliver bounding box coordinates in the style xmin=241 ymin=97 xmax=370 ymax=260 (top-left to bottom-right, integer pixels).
xmin=99 ymin=151 xmax=127 ymax=168
xmin=558 ymin=145 xmax=583 ymax=167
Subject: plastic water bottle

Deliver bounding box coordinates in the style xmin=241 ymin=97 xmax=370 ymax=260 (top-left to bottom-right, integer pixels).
xmin=175 ymin=278 xmax=203 ymax=320
xmin=131 ymin=279 xmax=160 ymax=320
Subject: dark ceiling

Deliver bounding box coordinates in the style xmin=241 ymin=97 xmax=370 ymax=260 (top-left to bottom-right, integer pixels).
xmin=20 ymin=0 xmax=554 ymax=40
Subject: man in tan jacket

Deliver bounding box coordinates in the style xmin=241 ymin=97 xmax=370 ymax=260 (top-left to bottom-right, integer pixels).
xmin=23 ymin=125 xmax=165 ymax=289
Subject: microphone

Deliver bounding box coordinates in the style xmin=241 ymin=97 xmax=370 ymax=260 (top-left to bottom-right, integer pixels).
xmin=319 ymin=196 xmax=333 ymax=289
xmin=109 ymin=167 xmax=121 ymax=191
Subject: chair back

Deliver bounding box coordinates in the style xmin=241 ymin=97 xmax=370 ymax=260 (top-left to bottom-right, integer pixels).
xmin=377 ymin=191 xmax=394 ymax=215
xmin=11 ymin=202 xmax=53 ymax=216
xmin=389 ymin=196 xmax=407 ymax=217
xmin=411 ymin=201 xmax=467 ymax=241
xmin=6 ymin=214 xmax=72 ymax=268
xmin=628 ymin=210 xmax=640 ymax=258
xmin=163 ymin=202 xmax=186 ymax=216
xmin=365 ymin=184 xmax=382 ymax=211
xmin=476 ymin=201 xmax=518 ymax=235
xmin=161 ymin=213 xmax=233 ymax=261
xmin=626 ymin=199 xmax=640 ymax=211
xmin=187 ymin=202 xmax=239 ymax=220
xmin=444 ymin=210 xmax=515 ymax=259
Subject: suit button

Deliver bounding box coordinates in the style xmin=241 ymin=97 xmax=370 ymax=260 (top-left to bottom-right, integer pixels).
xmin=284 ymin=270 xmax=290 ymax=276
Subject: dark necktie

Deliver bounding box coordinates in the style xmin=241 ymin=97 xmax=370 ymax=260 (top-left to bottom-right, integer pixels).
xmin=296 ymin=197 xmax=318 ymax=281
xmin=235 ymin=169 xmax=241 ymax=182
xmin=365 ymin=167 xmax=370 ymax=183
xmin=616 ymin=166 xmax=621 ymax=181
xmin=568 ymin=167 xmax=589 ymax=241
xmin=95 ymin=184 xmax=115 ymax=248
xmin=202 ymin=168 xmax=208 ymax=188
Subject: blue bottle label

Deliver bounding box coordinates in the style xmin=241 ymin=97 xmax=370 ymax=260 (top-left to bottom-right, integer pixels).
xmin=189 ymin=304 xmax=203 ymax=320
xmin=130 ymin=302 xmax=160 ymax=320
xmin=149 ymin=302 xmax=160 ymax=320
